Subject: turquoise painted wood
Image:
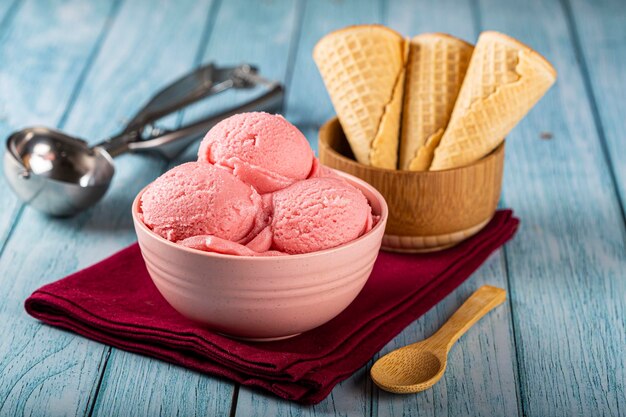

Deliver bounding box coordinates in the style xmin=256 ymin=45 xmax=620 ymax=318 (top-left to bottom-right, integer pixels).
xmin=171 ymin=0 xmax=303 ymax=165
xmin=568 ymin=0 xmax=626 ymax=215
xmin=92 ymin=0 xmax=302 ymax=415
xmin=375 ymin=1 xmax=521 ymax=416
xmin=374 ymin=255 xmax=521 ymax=417
xmin=235 ymin=1 xmax=382 ymax=412
xmin=56 ymin=1 xmax=236 ymax=416
xmin=0 ymin=0 xmax=26 ymax=257
xmin=1 ymin=0 xmax=625 ymax=416
xmin=0 ymin=1 xmax=122 ymax=416
xmin=476 ymin=0 xmax=626 ymax=416
xmin=235 ymin=1 xmax=520 ymax=416
xmin=281 ymin=0 xmax=384 ymax=153
xmin=0 ymin=0 xmax=116 ymax=253
xmin=0 ymin=0 xmax=20 ymax=25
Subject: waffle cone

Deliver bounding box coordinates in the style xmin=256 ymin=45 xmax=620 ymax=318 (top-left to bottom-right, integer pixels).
xmin=399 ymin=33 xmax=474 ymax=171
xmin=430 ymin=31 xmax=557 ymax=171
xmin=313 ymin=25 xmax=406 ymax=168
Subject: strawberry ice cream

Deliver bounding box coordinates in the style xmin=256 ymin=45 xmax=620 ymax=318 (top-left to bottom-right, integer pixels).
xmin=271 ymin=177 xmax=373 ymax=254
xmin=141 ymin=113 xmax=377 ymax=256
xmin=198 ymin=112 xmax=314 ymax=194
xmin=177 ymin=234 xmax=283 ymax=256
xmin=140 ymin=162 xmax=267 ymax=243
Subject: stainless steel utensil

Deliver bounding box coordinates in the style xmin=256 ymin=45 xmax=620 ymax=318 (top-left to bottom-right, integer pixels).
xmin=3 ymin=63 xmax=284 ymax=216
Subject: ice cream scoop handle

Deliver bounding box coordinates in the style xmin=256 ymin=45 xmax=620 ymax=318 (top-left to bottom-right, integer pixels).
xmin=126 ymin=83 xmax=284 ymax=159
xmin=93 ymin=65 xmax=284 ymax=159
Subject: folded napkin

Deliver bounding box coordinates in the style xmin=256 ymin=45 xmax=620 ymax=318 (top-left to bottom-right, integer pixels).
xmin=25 ymin=210 xmax=518 ymax=404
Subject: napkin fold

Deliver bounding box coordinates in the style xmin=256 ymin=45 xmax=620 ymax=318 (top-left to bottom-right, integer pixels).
xmin=25 ymin=210 xmax=518 ymax=404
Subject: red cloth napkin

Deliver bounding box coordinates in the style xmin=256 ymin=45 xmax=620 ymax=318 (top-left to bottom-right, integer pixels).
xmin=25 ymin=210 xmax=518 ymax=404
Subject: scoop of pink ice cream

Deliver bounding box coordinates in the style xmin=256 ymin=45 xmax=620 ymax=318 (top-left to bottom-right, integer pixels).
xmin=307 ymin=157 xmax=340 ymax=179
xmin=271 ymin=177 xmax=373 ymax=254
xmin=178 ymin=234 xmax=284 ymax=257
xmin=198 ymin=112 xmax=314 ymax=194
xmin=140 ymin=162 xmax=267 ymax=242
xmin=244 ymin=226 xmax=273 ymax=252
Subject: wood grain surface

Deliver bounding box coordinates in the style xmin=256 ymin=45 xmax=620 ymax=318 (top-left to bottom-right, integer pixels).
xmin=65 ymin=1 xmax=236 ymax=416
xmin=0 ymin=0 xmax=624 ymax=416
xmin=371 ymin=286 xmax=507 ymax=394
xmin=0 ymin=1 xmax=122 ymax=416
xmin=373 ymin=3 xmax=522 ymax=417
xmin=478 ymin=0 xmax=626 ymax=416
xmin=234 ymin=0 xmax=381 ymax=415
xmin=93 ymin=1 xmax=301 ymax=413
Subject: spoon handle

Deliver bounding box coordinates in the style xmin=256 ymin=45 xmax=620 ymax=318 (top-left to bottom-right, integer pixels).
xmin=431 ymin=285 xmax=506 ymax=351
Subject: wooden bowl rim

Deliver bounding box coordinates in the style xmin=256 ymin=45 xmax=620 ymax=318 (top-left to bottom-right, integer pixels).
xmin=319 ymin=117 xmax=505 ymax=175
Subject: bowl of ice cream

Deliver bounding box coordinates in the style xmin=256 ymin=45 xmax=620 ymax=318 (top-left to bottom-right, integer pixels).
xmin=132 ymin=170 xmax=387 ymax=341
xmin=131 ymin=112 xmax=388 ymax=340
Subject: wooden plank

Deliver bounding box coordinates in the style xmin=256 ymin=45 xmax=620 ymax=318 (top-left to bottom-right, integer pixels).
xmin=0 ymin=0 xmax=25 ymax=257
xmin=0 ymin=1 xmax=231 ymax=416
xmin=388 ymin=0 xmax=477 ymax=40
xmin=374 ymin=255 xmax=519 ymax=417
xmin=52 ymin=0 xmax=232 ymax=415
xmin=0 ymin=0 xmax=113 ymax=250
xmin=91 ymin=0 xmax=303 ymax=416
xmin=279 ymin=0 xmax=382 ymax=155
xmin=237 ymin=365 xmax=373 ymax=417
xmin=170 ymin=0 xmax=302 ymax=165
xmin=0 ymin=0 xmax=120 ymax=416
xmin=237 ymin=0 xmax=520 ymax=415
xmin=0 ymin=0 xmax=21 ymax=37
xmin=374 ymin=2 xmax=521 ymax=416
xmin=92 ymin=354 xmax=234 ymax=417
xmin=567 ymin=0 xmax=626 ymax=217
xmin=235 ymin=0 xmax=383 ymax=413
xmin=475 ymin=0 xmax=626 ymax=416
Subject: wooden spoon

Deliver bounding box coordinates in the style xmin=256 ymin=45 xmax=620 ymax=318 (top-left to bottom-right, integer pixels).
xmin=370 ymin=285 xmax=506 ymax=394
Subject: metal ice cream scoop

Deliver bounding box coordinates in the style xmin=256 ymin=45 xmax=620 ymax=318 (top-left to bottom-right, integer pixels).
xmin=3 ymin=63 xmax=284 ymax=216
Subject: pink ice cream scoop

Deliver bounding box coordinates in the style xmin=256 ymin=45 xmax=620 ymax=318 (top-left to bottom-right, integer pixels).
xmin=178 ymin=233 xmax=284 ymax=257
xmin=140 ymin=162 xmax=267 ymax=242
xmin=197 ymin=112 xmax=314 ymax=194
xmin=271 ymin=177 xmax=373 ymax=254
xmin=307 ymin=157 xmax=340 ymax=180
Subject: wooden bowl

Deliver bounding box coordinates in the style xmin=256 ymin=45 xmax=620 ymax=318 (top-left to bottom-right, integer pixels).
xmin=318 ymin=118 xmax=504 ymax=252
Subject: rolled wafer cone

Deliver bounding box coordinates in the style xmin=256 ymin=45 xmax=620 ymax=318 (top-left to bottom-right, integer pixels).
xmin=399 ymin=33 xmax=474 ymax=171
xmin=313 ymin=25 xmax=407 ymax=169
xmin=430 ymin=31 xmax=557 ymax=171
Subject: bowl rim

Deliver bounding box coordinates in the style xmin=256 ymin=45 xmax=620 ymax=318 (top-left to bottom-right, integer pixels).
xmin=319 ymin=117 xmax=505 ymax=175
xmin=132 ymin=169 xmax=389 ymax=261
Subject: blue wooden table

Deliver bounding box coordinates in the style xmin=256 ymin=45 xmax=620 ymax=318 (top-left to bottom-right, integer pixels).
xmin=0 ymin=0 xmax=624 ymax=416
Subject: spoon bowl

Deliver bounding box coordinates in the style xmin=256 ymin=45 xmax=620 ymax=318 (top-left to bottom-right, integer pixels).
xmin=370 ymin=285 xmax=506 ymax=394
xmin=4 ymin=127 xmax=115 ymax=216
xmin=371 ymin=347 xmax=445 ymax=393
